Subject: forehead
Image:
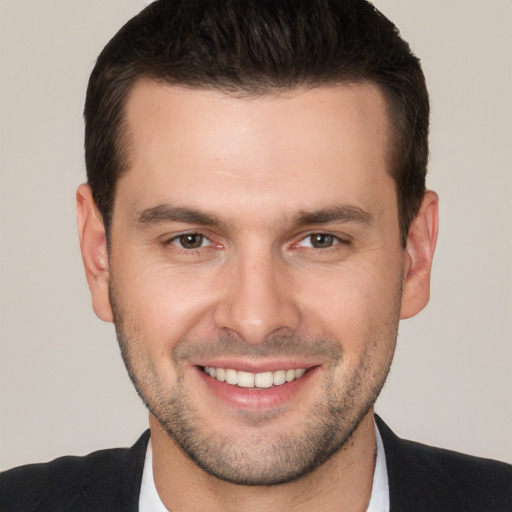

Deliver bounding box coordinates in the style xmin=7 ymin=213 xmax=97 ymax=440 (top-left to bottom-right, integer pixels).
xmin=117 ymin=79 xmax=393 ymax=221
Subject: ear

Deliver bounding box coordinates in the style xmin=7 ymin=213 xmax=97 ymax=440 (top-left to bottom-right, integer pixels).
xmin=76 ymin=184 xmax=114 ymax=323
xmin=400 ymin=190 xmax=439 ymax=319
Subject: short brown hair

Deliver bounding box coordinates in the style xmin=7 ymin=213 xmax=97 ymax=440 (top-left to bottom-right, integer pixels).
xmin=85 ymin=0 xmax=429 ymax=246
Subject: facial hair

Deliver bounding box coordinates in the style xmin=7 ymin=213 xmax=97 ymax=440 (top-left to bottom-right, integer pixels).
xmin=109 ymin=283 xmax=399 ymax=486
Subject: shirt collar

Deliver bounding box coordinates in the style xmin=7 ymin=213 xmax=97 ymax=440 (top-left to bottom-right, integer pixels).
xmin=366 ymin=421 xmax=390 ymax=512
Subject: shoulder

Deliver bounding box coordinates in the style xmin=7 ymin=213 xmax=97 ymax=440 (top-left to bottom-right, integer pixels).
xmin=376 ymin=416 xmax=512 ymax=511
xmin=0 ymin=430 xmax=150 ymax=512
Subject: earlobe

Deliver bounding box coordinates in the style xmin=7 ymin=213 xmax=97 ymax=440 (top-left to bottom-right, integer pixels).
xmin=400 ymin=190 xmax=439 ymax=319
xmin=76 ymin=184 xmax=114 ymax=323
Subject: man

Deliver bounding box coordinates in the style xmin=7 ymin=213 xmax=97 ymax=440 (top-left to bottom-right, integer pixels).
xmin=1 ymin=0 xmax=510 ymax=510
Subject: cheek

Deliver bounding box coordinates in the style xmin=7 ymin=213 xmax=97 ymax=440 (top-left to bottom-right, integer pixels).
xmin=114 ymin=260 xmax=219 ymax=345
xmin=297 ymin=263 xmax=402 ymax=350
xmin=311 ymin=270 xmax=400 ymax=394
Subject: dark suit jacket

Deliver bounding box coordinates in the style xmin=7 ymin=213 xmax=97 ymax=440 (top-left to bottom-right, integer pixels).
xmin=1 ymin=416 xmax=511 ymax=511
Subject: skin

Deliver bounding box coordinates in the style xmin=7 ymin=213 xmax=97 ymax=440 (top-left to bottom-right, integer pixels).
xmin=77 ymin=80 xmax=438 ymax=511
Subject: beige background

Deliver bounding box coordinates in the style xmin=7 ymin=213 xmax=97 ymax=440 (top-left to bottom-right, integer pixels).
xmin=1 ymin=0 xmax=511 ymax=471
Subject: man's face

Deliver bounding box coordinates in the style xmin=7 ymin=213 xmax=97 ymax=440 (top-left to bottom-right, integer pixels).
xmin=106 ymin=81 xmax=407 ymax=484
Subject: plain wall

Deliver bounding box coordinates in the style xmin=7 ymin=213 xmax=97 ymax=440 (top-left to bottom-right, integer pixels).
xmin=1 ymin=0 xmax=511 ymax=471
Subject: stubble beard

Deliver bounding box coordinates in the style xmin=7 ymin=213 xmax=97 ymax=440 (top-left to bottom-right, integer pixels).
xmin=109 ymin=284 xmax=400 ymax=486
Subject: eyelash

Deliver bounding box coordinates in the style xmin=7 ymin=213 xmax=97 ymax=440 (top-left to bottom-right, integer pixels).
xmin=163 ymin=231 xmax=350 ymax=252
xmin=165 ymin=233 xmax=214 ymax=251
xmin=294 ymin=233 xmax=349 ymax=250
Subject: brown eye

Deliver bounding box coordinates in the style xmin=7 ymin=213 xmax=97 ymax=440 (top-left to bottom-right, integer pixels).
xmin=178 ymin=234 xmax=205 ymax=249
xmin=310 ymin=234 xmax=335 ymax=248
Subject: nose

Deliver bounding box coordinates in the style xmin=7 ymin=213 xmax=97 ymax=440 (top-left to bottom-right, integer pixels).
xmin=213 ymin=249 xmax=301 ymax=345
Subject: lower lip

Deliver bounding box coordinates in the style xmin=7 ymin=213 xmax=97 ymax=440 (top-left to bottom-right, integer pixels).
xmin=195 ymin=366 xmax=319 ymax=410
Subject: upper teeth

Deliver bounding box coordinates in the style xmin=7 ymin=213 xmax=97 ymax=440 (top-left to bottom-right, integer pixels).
xmin=203 ymin=367 xmax=307 ymax=388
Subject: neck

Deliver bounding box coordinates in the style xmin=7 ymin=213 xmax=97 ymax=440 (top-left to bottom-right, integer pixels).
xmin=150 ymin=410 xmax=377 ymax=512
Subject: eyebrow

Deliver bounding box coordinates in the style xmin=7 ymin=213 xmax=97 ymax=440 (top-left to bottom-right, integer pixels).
xmin=136 ymin=204 xmax=231 ymax=230
xmin=135 ymin=203 xmax=374 ymax=230
xmin=292 ymin=205 xmax=374 ymax=227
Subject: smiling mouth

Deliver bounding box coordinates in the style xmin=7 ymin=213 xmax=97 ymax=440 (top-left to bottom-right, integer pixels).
xmin=201 ymin=366 xmax=308 ymax=389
